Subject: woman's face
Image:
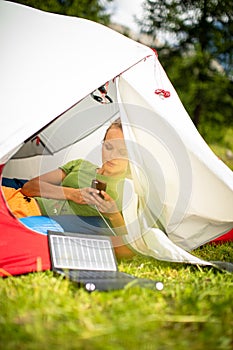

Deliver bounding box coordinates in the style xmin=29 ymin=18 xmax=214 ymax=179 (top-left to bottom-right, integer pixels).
xmin=101 ymin=127 xmax=128 ymax=177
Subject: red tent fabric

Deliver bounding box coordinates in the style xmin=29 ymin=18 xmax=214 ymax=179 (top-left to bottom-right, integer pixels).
xmin=0 ymin=166 xmax=51 ymax=277
xmin=212 ymin=229 xmax=233 ymax=244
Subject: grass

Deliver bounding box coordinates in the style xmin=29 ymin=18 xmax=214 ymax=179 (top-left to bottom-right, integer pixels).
xmin=0 ymin=242 xmax=232 ymax=350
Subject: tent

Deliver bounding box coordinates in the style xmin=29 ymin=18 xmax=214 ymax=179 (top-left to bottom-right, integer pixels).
xmin=1 ymin=1 xmax=233 ymax=277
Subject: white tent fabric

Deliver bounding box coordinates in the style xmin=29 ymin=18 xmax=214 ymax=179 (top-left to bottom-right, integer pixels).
xmin=116 ymin=59 xmax=233 ymax=251
xmin=1 ymin=1 xmax=233 ymax=266
xmin=0 ymin=0 xmax=152 ymax=163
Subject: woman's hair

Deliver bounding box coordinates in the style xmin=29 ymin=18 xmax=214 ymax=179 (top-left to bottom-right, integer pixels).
xmin=103 ymin=117 xmax=122 ymax=140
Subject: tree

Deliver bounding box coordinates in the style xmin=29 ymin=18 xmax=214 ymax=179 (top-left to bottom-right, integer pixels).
xmin=137 ymin=0 xmax=233 ymax=143
xmin=10 ymin=0 xmax=113 ymax=25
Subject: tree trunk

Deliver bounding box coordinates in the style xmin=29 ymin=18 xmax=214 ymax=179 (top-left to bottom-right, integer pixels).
xmin=193 ymin=102 xmax=201 ymax=128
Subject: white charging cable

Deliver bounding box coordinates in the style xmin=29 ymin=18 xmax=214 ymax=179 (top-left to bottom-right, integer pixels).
xmin=94 ymin=205 xmax=117 ymax=236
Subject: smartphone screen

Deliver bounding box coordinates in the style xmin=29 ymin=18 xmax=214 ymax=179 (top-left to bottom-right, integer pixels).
xmin=91 ymin=179 xmax=107 ymax=199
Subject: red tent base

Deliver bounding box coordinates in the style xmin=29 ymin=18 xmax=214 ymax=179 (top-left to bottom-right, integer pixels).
xmin=0 ymin=187 xmax=51 ymax=277
xmin=211 ymin=229 xmax=233 ymax=244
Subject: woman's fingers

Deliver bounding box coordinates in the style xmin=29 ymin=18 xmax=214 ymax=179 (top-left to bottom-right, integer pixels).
xmin=72 ymin=188 xmax=118 ymax=215
xmin=92 ymin=192 xmax=118 ymax=215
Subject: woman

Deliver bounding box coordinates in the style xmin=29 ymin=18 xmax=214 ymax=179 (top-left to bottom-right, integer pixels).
xmin=3 ymin=119 xmax=135 ymax=258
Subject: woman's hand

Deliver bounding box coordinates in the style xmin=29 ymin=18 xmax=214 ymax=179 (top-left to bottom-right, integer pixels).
xmin=67 ymin=187 xmax=117 ymax=214
xmin=90 ymin=190 xmax=127 ymax=235
xmin=68 ymin=187 xmax=102 ymax=205
xmin=89 ymin=190 xmax=119 ymax=218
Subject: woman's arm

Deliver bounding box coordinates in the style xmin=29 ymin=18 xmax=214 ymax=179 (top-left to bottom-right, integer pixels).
xmin=90 ymin=191 xmax=128 ymax=236
xmin=111 ymin=236 xmax=136 ymax=259
xmin=21 ymin=169 xmax=86 ymax=203
xmin=21 ymin=168 xmax=102 ymax=204
xmin=106 ymin=211 xmax=127 ymax=236
xmin=21 ymin=169 xmax=69 ymax=198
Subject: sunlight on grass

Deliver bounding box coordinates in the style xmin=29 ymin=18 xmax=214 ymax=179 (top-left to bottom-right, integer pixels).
xmin=0 ymin=243 xmax=232 ymax=350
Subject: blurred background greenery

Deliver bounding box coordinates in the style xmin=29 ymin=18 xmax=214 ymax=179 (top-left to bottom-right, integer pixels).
xmin=10 ymin=0 xmax=233 ymax=169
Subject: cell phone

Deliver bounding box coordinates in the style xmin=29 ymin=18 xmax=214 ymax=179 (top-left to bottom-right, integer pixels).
xmin=91 ymin=179 xmax=107 ymax=199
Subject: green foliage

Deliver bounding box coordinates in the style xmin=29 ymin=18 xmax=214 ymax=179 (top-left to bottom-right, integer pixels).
xmin=0 ymin=243 xmax=233 ymax=350
xmin=139 ymin=0 xmax=233 ymax=76
xmin=162 ymin=49 xmax=233 ymax=143
xmin=10 ymin=0 xmax=113 ymax=24
xmin=210 ymin=128 xmax=233 ymax=171
xmin=138 ymin=0 xmax=233 ymax=143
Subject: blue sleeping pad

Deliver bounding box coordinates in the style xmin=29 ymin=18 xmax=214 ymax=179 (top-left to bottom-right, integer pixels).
xmin=19 ymin=216 xmax=64 ymax=235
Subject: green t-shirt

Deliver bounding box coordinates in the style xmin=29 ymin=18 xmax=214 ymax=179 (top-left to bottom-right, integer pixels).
xmin=35 ymin=159 xmax=125 ymax=217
